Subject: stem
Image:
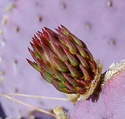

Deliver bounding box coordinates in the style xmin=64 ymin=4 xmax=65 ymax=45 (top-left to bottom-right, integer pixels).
xmin=1 ymin=92 xmax=69 ymax=101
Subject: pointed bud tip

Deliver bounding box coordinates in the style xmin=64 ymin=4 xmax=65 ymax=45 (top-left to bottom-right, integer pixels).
xmin=55 ymin=28 xmax=59 ymax=32
xmin=26 ymin=58 xmax=30 ymax=62
xmin=57 ymin=26 xmax=62 ymax=31
xmin=28 ymin=47 xmax=31 ymax=52
xmin=60 ymin=24 xmax=65 ymax=28
xmin=44 ymin=27 xmax=50 ymax=32
xmin=26 ymin=58 xmax=34 ymax=65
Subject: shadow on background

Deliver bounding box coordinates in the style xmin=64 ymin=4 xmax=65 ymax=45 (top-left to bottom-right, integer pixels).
xmin=0 ymin=103 xmax=6 ymax=118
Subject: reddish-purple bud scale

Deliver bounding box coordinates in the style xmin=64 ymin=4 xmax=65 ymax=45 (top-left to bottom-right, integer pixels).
xmin=64 ymin=81 xmax=77 ymax=92
xmin=64 ymin=61 xmax=81 ymax=78
xmin=52 ymin=67 xmax=66 ymax=82
xmin=51 ymin=54 xmax=68 ymax=72
xmin=53 ymin=44 xmax=68 ymax=61
xmin=36 ymin=58 xmax=54 ymax=75
xmin=64 ymin=49 xmax=79 ymax=66
xmin=75 ymin=54 xmax=88 ymax=68
xmin=62 ymin=73 xmax=78 ymax=87
xmin=28 ymin=48 xmax=37 ymax=62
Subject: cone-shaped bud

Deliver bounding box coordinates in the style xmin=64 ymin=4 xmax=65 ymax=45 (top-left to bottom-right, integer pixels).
xmin=27 ymin=25 xmax=102 ymax=96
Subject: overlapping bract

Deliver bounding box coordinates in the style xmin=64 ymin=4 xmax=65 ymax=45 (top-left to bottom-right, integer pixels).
xmin=27 ymin=25 xmax=97 ymax=94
